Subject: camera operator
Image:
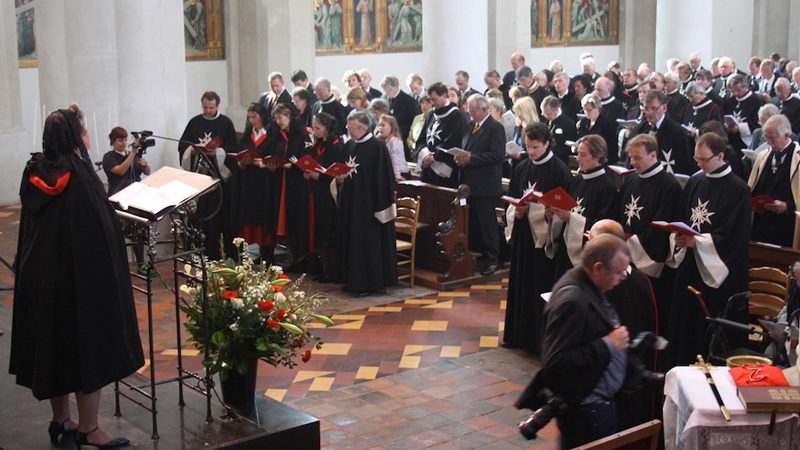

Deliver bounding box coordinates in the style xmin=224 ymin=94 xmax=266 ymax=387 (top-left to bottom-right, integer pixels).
xmin=516 ymin=234 xmax=660 ymax=448
xmin=103 ymin=126 xmax=150 ymax=274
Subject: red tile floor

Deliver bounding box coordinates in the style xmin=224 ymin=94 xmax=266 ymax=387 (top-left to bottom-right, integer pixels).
xmin=0 ymin=204 xmax=559 ymax=449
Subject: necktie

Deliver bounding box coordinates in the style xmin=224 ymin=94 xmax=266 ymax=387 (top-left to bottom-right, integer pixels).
xmin=471 ymin=122 xmax=480 ymax=134
xmin=271 ymin=96 xmax=277 ymax=106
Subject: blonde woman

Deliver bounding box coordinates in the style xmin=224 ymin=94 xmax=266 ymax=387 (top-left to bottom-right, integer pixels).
xmin=508 ymin=96 xmax=541 ymax=172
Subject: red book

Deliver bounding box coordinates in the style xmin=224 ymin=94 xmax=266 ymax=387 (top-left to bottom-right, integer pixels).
xmin=258 ymin=155 xmax=289 ymax=166
xmin=197 ymin=136 xmax=223 ymax=153
xmin=500 ymin=189 xmax=543 ymax=206
xmin=752 ymin=194 xmax=774 ymax=215
xmin=650 ymin=221 xmax=700 ymax=236
xmin=318 ymin=162 xmax=353 ymax=177
xmin=607 ymin=165 xmax=635 ymax=176
xmin=226 ymin=149 xmax=261 ymax=162
xmin=293 ymin=154 xmax=324 ymax=172
xmin=539 ymin=187 xmax=578 ymax=211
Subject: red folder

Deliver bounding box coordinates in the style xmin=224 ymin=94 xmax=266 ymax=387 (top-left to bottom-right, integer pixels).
xmin=607 ymin=165 xmax=635 ymax=176
xmin=257 ymin=155 xmax=289 ymax=166
xmin=197 ymin=136 xmax=223 ymax=153
xmin=318 ymin=162 xmax=352 ymax=177
xmin=293 ymin=154 xmax=324 ymax=172
xmin=500 ymin=189 xmax=543 ymax=206
xmin=650 ymin=221 xmax=700 ymax=236
xmin=226 ymin=149 xmax=261 ymax=162
xmin=539 ymin=187 xmax=578 ymax=211
xmin=751 ymin=194 xmax=774 ymax=215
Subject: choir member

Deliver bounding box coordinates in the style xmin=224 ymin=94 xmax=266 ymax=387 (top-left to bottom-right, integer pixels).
xmin=540 ymin=95 xmax=578 ymax=166
xmin=312 ymin=78 xmax=348 ymax=137
xmin=629 ymin=90 xmax=692 ymax=175
xmin=502 ymin=123 xmax=571 ymax=354
xmin=415 ymin=82 xmax=468 ymax=188
xmin=577 ymin=93 xmax=619 ymax=165
xmin=665 ymin=132 xmax=751 ymax=367
xmin=684 ymin=81 xmax=723 ymax=148
xmin=292 ymin=87 xmax=313 ymax=129
xmin=334 ymin=111 xmax=398 ymax=296
xmin=723 ymin=74 xmax=764 ymax=150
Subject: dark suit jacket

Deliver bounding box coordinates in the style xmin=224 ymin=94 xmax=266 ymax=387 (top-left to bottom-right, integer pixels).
xmin=260 ymin=89 xmax=293 ymax=118
xmin=461 ymin=115 xmax=505 ymax=197
xmin=516 ymin=267 xmax=616 ymax=408
xmin=459 ymin=87 xmax=480 ymax=103
xmin=666 ymin=91 xmax=691 ymax=124
xmin=781 ymin=95 xmax=800 ymax=134
xmin=306 ymin=86 xmax=319 ymax=105
xmin=548 ymin=113 xmax=578 ymax=165
xmin=630 ymin=116 xmax=692 ymax=175
xmin=385 ymin=90 xmax=420 ymax=142
xmin=558 ymin=91 xmax=582 ymax=122
xmin=365 ymin=86 xmax=383 ymax=101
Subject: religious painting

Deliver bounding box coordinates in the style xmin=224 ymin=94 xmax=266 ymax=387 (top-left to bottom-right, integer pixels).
xmin=315 ymin=0 xmax=422 ymax=55
xmin=16 ymin=0 xmax=36 ymax=68
xmin=184 ymin=0 xmax=225 ymax=61
xmin=566 ymin=0 xmax=617 ymax=45
xmin=531 ymin=0 xmax=617 ymax=47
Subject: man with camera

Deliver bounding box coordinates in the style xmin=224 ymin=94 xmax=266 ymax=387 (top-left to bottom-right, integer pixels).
xmin=103 ymin=126 xmax=151 ymax=274
xmin=516 ymin=233 xmax=660 ymax=448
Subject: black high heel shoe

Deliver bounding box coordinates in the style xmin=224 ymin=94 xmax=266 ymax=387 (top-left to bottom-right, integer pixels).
xmin=74 ymin=426 xmax=129 ymax=449
xmin=48 ymin=418 xmax=76 ymax=444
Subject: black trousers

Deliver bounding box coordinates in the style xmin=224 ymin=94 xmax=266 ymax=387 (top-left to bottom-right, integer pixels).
xmin=556 ymin=400 xmax=618 ymax=449
xmin=468 ymin=195 xmax=499 ymax=264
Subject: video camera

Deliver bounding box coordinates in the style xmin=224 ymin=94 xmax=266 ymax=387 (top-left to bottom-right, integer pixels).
xmin=131 ymin=130 xmax=156 ymax=155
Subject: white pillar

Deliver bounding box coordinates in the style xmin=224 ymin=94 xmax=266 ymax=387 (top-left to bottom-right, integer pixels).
xmin=115 ymin=0 xmax=186 ymax=169
xmin=424 ymin=0 xmax=489 ymax=89
xmin=752 ymin=0 xmax=790 ymax=58
xmin=619 ymin=0 xmax=656 ymax=68
xmin=487 ymin=0 xmax=530 ymax=75
xmin=0 ymin=0 xmax=28 ymax=204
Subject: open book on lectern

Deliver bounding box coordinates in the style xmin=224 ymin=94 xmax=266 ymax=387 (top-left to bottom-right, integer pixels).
xmin=109 ymin=166 xmax=219 ymax=220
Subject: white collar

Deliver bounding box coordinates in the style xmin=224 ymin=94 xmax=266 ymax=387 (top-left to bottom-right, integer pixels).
xmin=532 ymin=150 xmax=554 ymax=165
xmin=600 ymin=96 xmax=616 ymax=105
xmin=667 ymin=88 xmax=679 ymax=95
xmin=735 ymin=91 xmax=753 ymax=102
xmin=321 ymin=94 xmax=337 ymax=104
xmin=639 ymin=162 xmax=663 ymax=179
xmin=705 ymin=165 xmax=732 ymax=178
xmin=202 ymin=111 xmax=220 ymax=120
xmin=354 ymin=132 xmax=373 ymax=143
xmin=580 ymin=167 xmax=606 ymax=179
xmin=693 ymin=99 xmax=713 ymax=110
xmin=434 ymin=103 xmax=459 ymax=119
xmin=704 ymin=85 xmax=713 ymax=94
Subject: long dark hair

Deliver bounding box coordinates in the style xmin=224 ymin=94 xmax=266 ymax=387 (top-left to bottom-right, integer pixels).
xmin=43 ymin=105 xmax=87 ymax=159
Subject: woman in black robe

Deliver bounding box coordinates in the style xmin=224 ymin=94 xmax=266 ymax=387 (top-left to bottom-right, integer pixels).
xmin=550 ymin=134 xmax=619 ymax=280
xmin=577 ymin=93 xmax=620 ymax=165
xmin=502 ymin=123 xmax=572 ymax=354
xmin=305 ymin=112 xmax=344 ymax=281
xmin=229 ymin=103 xmax=278 ymax=263
xmin=10 ymin=105 xmax=142 ymax=447
xmin=292 ymin=86 xmax=313 ymax=129
xmin=266 ymin=104 xmax=311 ymax=271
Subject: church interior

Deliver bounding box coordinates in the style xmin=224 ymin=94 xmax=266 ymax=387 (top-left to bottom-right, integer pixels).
xmin=2 ymin=0 xmax=800 ymax=449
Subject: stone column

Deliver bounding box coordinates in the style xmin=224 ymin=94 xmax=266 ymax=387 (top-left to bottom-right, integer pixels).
xmin=752 ymin=0 xmax=790 ymax=58
xmin=618 ymin=0 xmax=656 ymax=68
xmin=424 ymin=0 xmax=489 ymax=88
xmin=487 ymin=0 xmax=530 ymax=74
xmin=0 ymin=0 xmax=28 ymax=204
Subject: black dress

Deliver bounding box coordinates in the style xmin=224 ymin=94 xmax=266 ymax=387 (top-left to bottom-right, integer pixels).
xmin=306 ymin=136 xmax=344 ymax=251
xmin=503 ymin=151 xmax=571 ymax=354
xmin=229 ymin=128 xmax=277 ymax=245
xmin=10 ymin=153 xmax=144 ymax=400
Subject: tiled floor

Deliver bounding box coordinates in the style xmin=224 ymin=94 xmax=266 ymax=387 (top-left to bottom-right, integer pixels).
xmin=0 ymin=204 xmax=559 ymax=449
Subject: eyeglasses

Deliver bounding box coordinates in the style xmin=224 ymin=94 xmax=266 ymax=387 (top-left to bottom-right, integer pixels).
xmin=693 ymin=155 xmax=715 ymax=163
xmin=643 ymin=105 xmax=663 ymax=112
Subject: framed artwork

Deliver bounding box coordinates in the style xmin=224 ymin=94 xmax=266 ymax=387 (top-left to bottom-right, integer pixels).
xmin=531 ymin=0 xmax=617 ymax=47
xmin=184 ymin=0 xmax=225 ymax=61
xmin=315 ymin=0 xmax=422 ymax=55
xmin=16 ymin=0 xmax=37 ymax=68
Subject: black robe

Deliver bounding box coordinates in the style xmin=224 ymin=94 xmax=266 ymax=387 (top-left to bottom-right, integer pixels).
xmin=750 ymin=142 xmax=797 ymax=246
xmin=723 ymin=90 xmax=764 ymax=150
xmin=10 ymin=153 xmax=144 ymax=400
xmin=415 ymin=102 xmax=467 ymax=188
xmin=666 ymin=165 xmax=751 ymax=367
xmin=600 ymin=96 xmax=625 ymax=122
xmin=228 ymin=129 xmax=277 ymax=245
xmin=780 ymin=95 xmax=800 ymax=135
xmin=558 ymin=91 xmax=582 ymax=123
xmin=386 ymin=90 xmax=421 ymax=144
xmin=503 ymin=151 xmax=572 ymax=354
xmin=553 ymin=167 xmax=618 ymax=280
xmin=306 ymin=136 xmax=344 ymax=250
xmin=577 ymin=114 xmax=619 ymax=165
xmin=178 ymin=113 xmax=239 ymax=260
xmin=630 ymin=116 xmax=692 ymax=175
xmin=335 ymin=133 xmax=398 ymax=292
xmin=666 ymin=90 xmax=691 ymax=124
xmin=310 ymin=95 xmax=348 ymax=137
xmin=547 ymin=113 xmax=578 ymax=166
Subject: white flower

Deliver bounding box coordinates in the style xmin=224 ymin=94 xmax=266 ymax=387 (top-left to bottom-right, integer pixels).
xmin=230 ymin=298 xmax=244 ymax=309
xmin=229 ymin=323 xmax=238 ymax=331
xmin=271 ymin=265 xmax=283 ymax=275
xmin=233 ymin=237 xmax=245 ymax=248
xmin=179 ymin=284 xmax=197 ymax=296
xmin=184 ymin=264 xmax=192 ymax=274
xmin=275 ymin=292 xmax=286 ymax=302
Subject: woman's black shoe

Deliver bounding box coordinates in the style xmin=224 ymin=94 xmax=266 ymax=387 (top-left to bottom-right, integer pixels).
xmin=74 ymin=427 xmax=129 ymax=449
xmin=48 ymin=418 xmax=76 ymax=444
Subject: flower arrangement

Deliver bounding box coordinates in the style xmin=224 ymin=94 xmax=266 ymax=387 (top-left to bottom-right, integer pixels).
xmin=180 ymin=238 xmax=333 ymax=380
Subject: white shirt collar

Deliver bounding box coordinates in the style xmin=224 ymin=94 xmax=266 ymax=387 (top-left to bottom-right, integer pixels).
xmin=532 ymin=150 xmax=554 ymax=165
xmin=735 ymin=90 xmax=753 ymax=102
xmin=600 ymin=96 xmax=616 ymax=105
xmin=639 ymin=162 xmax=664 ymax=179
xmin=693 ymin=99 xmax=713 ymax=110
xmin=321 ymin=94 xmax=337 ymax=104
xmin=705 ymin=164 xmax=732 ymax=178
xmin=580 ymin=167 xmax=606 ymax=179
xmin=354 ymin=132 xmax=373 ymax=143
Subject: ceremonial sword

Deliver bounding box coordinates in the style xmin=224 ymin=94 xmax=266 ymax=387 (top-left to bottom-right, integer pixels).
xmin=694 ymin=354 xmax=731 ymax=421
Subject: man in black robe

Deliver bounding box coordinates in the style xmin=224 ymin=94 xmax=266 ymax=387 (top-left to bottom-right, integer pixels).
xmin=684 ymin=81 xmax=723 ymax=144
xmin=382 ymin=75 xmax=420 ymax=145
xmin=178 ymin=91 xmax=239 ymax=260
xmin=723 ymin=74 xmax=764 ymax=150
xmin=311 ymin=78 xmax=348 ymax=137
xmin=540 ymin=95 xmax=578 ymax=166
xmin=595 ymin=76 xmax=625 ymax=121
xmin=415 ymin=82 xmax=467 ymax=188
xmin=665 ymin=132 xmax=751 ymax=367
xmin=334 ymin=111 xmax=398 ymax=296
xmin=552 ymin=72 xmax=581 ymax=122
xmin=747 ymin=114 xmax=799 ymax=247
xmin=456 ymin=94 xmax=505 ymax=275
xmin=776 ymin=78 xmax=800 ymax=134
xmin=665 ymin=73 xmax=690 ymax=124
xmin=629 ymin=90 xmax=692 ymax=175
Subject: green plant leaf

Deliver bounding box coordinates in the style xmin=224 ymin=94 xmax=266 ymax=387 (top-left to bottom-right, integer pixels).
xmin=211 ymin=331 xmax=226 ymax=346
xmin=279 ymin=322 xmax=303 ymax=334
xmin=310 ymin=313 xmax=335 ymax=326
xmin=270 ymin=278 xmax=291 ymax=286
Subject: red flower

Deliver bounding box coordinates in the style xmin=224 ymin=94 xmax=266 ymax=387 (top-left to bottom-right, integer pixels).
xmin=257 ymin=300 xmax=274 ymax=312
xmin=276 ymin=308 xmax=287 ymax=320
xmin=270 ymin=285 xmax=284 ymax=292
xmin=266 ymin=319 xmax=280 ymax=330
xmin=301 ymin=350 xmax=312 ymax=363
xmin=279 ymin=274 xmax=290 ymax=280
xmin=223 ymin=290 xmax=238 ymax=300
xmin=294 ymin=337 xmax=305 ymax=348
xmin=218 ymin=280 xmax=226 ymax=286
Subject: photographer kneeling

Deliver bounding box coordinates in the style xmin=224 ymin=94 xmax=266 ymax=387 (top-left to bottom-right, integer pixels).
xmin=515 ymin=233 xmax=661 ymax=448
xmin=103 ymin=126 xmax=151 ymax=274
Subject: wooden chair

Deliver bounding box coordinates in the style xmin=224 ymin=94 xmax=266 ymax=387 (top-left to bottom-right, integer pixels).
xmin=395 ymin=196 xmax=421 ymax=287
xmin=749 ymin=280 xmax=788 ymax=298
xmin=574 ymin=419 xmax=661 ymax=450
xmin=748 ymin=292 xmax=785 ymax=318
xmin=749 ymin=266 xmax=790 ymax=293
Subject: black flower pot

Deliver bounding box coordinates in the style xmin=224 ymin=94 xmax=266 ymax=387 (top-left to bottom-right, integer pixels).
xmin=219 ymin=359 xmax=258 ymax=415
